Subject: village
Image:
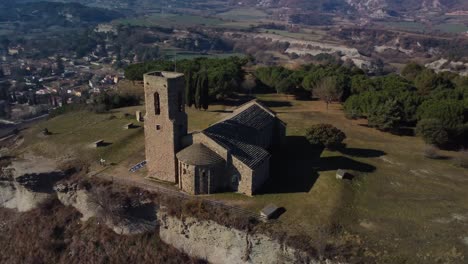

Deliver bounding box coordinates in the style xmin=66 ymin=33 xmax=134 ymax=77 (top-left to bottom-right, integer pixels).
xmin=0 ymin=39 xmax=124 ymax=122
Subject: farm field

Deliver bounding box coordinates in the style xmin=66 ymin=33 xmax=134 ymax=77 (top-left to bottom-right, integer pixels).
xmin=14 ymin=93 xmax=468 ymax=263
xmin=379 ymin=20 xmax=468 ymax=34
xmin=215 ymin=7 xmax=269 ymax=21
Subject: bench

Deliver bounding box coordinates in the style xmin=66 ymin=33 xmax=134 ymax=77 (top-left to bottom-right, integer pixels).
xmin=93 ymin=140 xmax=105 ymax=148
xmin=123 ymin=123 xmax=134 ymax=129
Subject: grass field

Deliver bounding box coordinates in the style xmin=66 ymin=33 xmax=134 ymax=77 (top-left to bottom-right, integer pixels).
xmin=383 ymin=21 xmax=427 ymax=32
xmin=17 ymin=93 xmax=468 ymax=262
xmin=259 ymin=28 xmax=326 ymax=42
xmin=434 ymin=23 xmax=468 ymax=33
xmin=18 ymin=107 xmax=146 ymax=166
xmin=114 ymin=11 xmax=270 ymax=30
xmin=216 ymin=7 xmax=268 ymax=21
xmin=380 ymin=21 xmax=468 ymax=34
xmin=160 ymin=50 xmax=245 ymax=60
xmin=115 ymin=13 xmax=225 ymax=28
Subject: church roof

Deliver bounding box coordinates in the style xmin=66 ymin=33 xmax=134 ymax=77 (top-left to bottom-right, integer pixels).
xmin=176 ymin=143 xmax=224 ymax=166
xmin=203 ymin=100 xmax=276 ymax=169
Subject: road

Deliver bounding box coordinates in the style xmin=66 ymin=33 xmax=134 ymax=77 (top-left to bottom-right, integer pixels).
xmin=0 ymin=114 xmax=49 ymax=140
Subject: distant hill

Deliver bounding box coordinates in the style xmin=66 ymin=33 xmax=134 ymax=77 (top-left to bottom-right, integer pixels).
xmin=0 ymin=1 xmax=122 ymax=26
xmin=253 ymin=0 xmax=468 ymax=16
xmin=5 ymin=0 xmax=467 ymax=22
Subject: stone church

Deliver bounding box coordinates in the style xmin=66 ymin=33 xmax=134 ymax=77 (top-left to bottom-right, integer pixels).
xmin=143 ymin=71 xmax=286 ymax=196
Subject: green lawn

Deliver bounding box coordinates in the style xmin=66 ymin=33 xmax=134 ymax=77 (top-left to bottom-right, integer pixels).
xmin=19 ymin=107 xmax=146 ymax=166
xmin=215 ymin=94 xmax=468 ymax=263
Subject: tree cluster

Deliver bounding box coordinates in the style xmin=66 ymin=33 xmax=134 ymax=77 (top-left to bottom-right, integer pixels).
xmin=125 ymin=56 xmax=248 ymax=108
xmin=344 ymin=63 xmax=468 ymax=148
xmin=256 ymin=61 xmax=467 ymax=149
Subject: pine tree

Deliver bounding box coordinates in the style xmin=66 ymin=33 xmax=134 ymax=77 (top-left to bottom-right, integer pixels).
xmin=368 ymin=99 xmax=403 ymax=132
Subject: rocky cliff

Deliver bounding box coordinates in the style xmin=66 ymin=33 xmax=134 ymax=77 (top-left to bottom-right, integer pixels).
xmin=0 ymin=167 xmax=335 ymax=264
xmin=158 ymin=212 xmax=319 ymax=264
xmin=0 ymin=155 xmax=70 ymax=211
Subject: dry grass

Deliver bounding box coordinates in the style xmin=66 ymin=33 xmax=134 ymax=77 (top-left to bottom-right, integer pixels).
xmin=0 ymin=199 xmax=204 ymax=264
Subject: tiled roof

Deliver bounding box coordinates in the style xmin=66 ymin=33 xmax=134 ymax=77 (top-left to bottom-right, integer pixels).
xmin=203 ymin=101 xmax=275 ymax=168
xmin=176 ymin=143 xmax=224 ymax=166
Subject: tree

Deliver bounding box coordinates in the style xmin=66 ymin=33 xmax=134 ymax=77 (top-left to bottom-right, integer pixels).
xmin=417 ymin=99 xmax=466 ymax=129
xmin=194 ymin=71 xmax=209 ymax=110
xmin=416 ymin=119 xmax=450 ymax=147
xmin=55 ymin=56 xmax=65 ymax=75
xmin=414 ymin=69 xmax=441 ymax=95
xmin=185 ymin=70 xmax=194 ymax=107
xmin=368 ymin=99 xmax=403 ymax=132
xmin=200 ymin=72 xmax=210 ymax=110
xmin=0 ymin=37 xmax=10 ymax=51
xmin=305 ymin=124 xmax=346 ymax=149
xmin=313 ymin=76 xmax=343 ymax=110
xmin=350 ymin=74 xmax=374 ymax=94
xmin=401 ymin=62 xmax=424 ymax=81
xmin=276 ymin=78 xmax=295 ymax=94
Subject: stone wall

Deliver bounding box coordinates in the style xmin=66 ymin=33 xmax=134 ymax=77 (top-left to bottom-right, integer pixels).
xmin=251 ymin=157 xmax=270 ymax=194
xmin=144 ymin=72 xmax=187 ymax=183
xmin=193 ymin=132 xmax=263 ymax=196
xmin=232 ymin=156 xmax=254 ymax=196
xmin=179 ymin=162 xmax=196 ymax=195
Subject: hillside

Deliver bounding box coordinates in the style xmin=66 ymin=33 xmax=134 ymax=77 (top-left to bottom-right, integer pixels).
xmin=0 ymin=1 xmax=122 ymax=26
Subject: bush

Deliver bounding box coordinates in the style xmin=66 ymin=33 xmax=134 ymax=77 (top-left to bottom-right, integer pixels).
xmin=423 ymin=145 xmax=441 ymax=159
xmin=416 ymin=119 xmax=450 ymax=147
xmin=305 ymin=124 xmax=346 ymax=149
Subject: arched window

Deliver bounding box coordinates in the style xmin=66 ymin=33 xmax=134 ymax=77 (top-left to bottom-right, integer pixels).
xmin=154 ymin=92 xmax=160 ymax=115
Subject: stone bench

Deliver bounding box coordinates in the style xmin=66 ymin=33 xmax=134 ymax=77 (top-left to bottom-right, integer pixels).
xmin=123 ymin=123 xmax=134 ymax=129
xmin=260 ymin=204 xmax=280 ymax=220
xmin=93 ymin=140 xmax=105 ymax=148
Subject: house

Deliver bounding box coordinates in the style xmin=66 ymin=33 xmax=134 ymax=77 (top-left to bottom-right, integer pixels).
xmin=143 ymin=71 xmax=286 ymax=196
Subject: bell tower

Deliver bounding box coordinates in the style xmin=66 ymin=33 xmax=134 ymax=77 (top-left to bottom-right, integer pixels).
xmin=143 ymin=71 xmax=187 ymax=183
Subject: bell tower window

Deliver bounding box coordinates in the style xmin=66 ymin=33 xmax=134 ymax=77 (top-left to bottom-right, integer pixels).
xmin=154 ymin=92 xmax=160 ymax=115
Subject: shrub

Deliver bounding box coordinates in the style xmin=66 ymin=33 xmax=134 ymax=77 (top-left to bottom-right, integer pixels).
xmin=423 ymin=145 xmax=441 ymax=159
xmin=416 ymin=119 xmax=450 ymax=147
xmin=305 ymin=124 xmax=346 ymax=149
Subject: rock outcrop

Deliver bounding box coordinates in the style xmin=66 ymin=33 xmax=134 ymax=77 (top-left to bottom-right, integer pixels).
xmin=158 ymin=211 xmax=318 ymax=264
xmin=0 ymin=166 xmax=335 ymax=263
xmin=0 ymin=156 xmax=70 ymax=211
xmin=55 ymin=183 xmax=158 ymax=235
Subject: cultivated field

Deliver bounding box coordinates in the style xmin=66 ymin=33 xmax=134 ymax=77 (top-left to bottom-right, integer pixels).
xmin=14 ymin=93 xmax=468 ymax=263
